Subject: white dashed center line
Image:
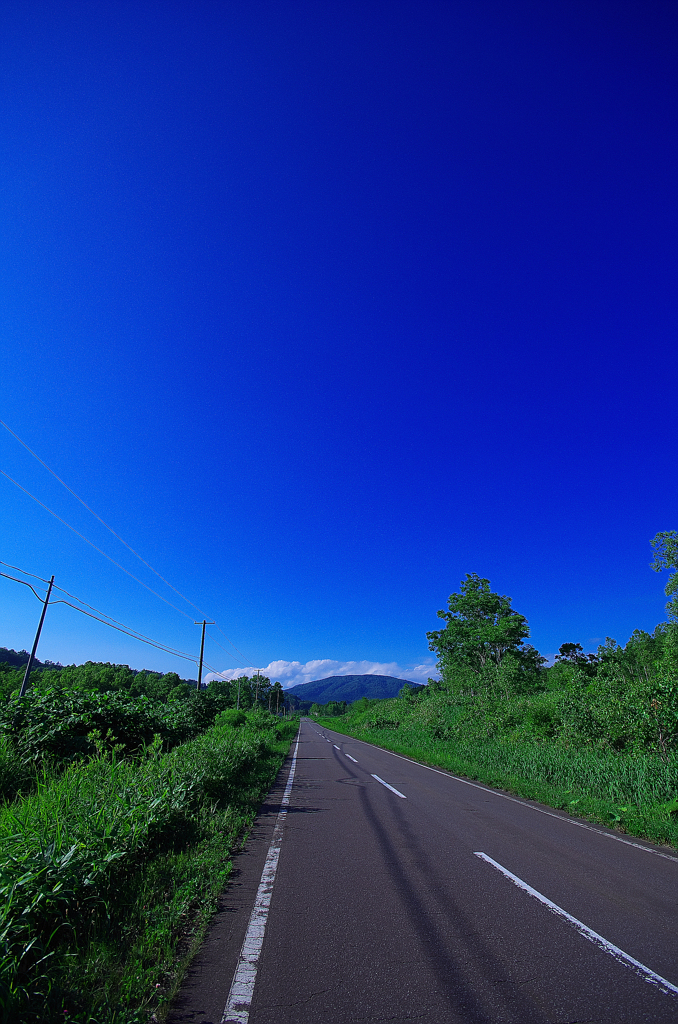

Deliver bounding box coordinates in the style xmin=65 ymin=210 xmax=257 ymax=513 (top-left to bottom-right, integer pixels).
xmin=371 ymin=774 xmax=406 ymax=799
xmin=345 ymin=754 xmax=358 ymax=763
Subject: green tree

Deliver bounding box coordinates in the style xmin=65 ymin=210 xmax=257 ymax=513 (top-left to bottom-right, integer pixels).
xmin=650 ymin=530 xmax=678 ymax=621
xmin=252 ymin=674 xmax=272 ymax=709
xmin=271 ymin=681 xmax=284 ymax=714
xmin=554 ymin=643 xmax=597 ymax=674
xmin=427 ymin=574 xmax=530 ymax=675
xmin=398 ymin=683 xmax=421 ymax=700
xmin=324 ymin=700 xmax=347 ymax=716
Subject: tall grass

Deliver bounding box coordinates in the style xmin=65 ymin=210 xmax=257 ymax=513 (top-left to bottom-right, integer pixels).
xmin=0 ymin=734 xmax=34 ymax=803
xmin=0 ymin=713 xmax=298 ymax=1023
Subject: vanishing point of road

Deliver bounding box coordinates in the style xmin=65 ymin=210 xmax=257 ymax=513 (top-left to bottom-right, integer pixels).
xmin=169 ymin=718 xmax=678 ymax=1023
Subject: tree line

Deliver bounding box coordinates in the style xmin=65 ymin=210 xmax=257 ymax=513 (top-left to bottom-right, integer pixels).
xmin=0 ymin=654 xmax=292 ymax=713
xmin=328 ymin=529 xmax=678 ymax=762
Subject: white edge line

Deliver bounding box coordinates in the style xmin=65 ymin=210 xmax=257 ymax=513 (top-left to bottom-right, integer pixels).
xmin=474 ymin=852 xmax=678 ymax=997
xmin=328 ymin=733 xmax=678 ymax=864
xmin=221 ymin=728 xmax=301 ymax=1024
xmin=371 ymin=773 xmax=406 ymax=799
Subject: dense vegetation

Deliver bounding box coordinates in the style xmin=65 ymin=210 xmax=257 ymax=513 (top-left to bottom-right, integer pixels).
xmin=323 ymin=533 xmax=678 ymax=851
xmin=0 ymin=653 xmax=287 ymax=712
xmin=0 ymin=655 xmax=298 ymax=1023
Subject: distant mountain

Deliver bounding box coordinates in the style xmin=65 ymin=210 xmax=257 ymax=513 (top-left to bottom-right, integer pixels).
xmin=284 ymin=674 xmax=422 ymax=705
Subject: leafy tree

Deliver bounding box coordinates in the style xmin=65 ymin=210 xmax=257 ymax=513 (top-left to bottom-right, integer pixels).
xmin=623 ymin=626 xmax=668 ymax=671
xmin=350 ymin=696 xmax=374 ymax=713
xmin=252 ymin=674 xmax=272 ymax=709
xmin=427 ymin=574 xmax=531 ymax=675
xmin=226 ymin=675 xmax=252 ymax=709
xmin=169 ymin=683 xmax=191 ymax=701
xmin=323 ymin=700 xmax=348 ymax=716
xmin=595 ymin=636 xmax=623 ymax=663
xmin=0 ymin=648 xmax=37 ymax=668
xmin=271 ymin=681 xmax=284 ymax=714
xmin=650 ymin=530 xmax=678 ymax=621
xmin=517 ymin=644 xmax=548 ymax=676
xmin=555 ymin=642 xmax=585 ymax=665
xmin=554 ymin=643 xmax=598 ymax=673
xmin=398 ymin=683 xmax=422 ymax=700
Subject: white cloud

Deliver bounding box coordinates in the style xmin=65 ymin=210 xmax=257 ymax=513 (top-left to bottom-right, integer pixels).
xmin=205 ymin=658 xmax=439 ymax=689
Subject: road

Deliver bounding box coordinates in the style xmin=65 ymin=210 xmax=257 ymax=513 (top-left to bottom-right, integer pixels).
xmin=169 ymin=718 xmax=678 ymax=1023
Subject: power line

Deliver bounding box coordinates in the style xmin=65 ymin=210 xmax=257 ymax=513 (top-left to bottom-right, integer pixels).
xmin=1 ymin=558 xmax=246 ymax=665
xmin=1 ymin=419 xmax=200 ymax=604
xmin=0 ymin=572 xmax=47 ymax=602
xmin=1 ymin=470 xmax=195 ymax=620
xmin=50 ymin=582 xmax=245 ymax=666
xmin=205 ymin=630 xmax=248 ymax=667
xmin=213 ymin=624 xmax=254 ymax=666
xmin=52 ymin=592 xmax=200 ymax=659
xmin=3 ymin=559 xmax=156 ymax=632
xmin=1 ymin=560 xmax=232 ymax=676
xmin=1 ymin=567 xmax=198 ymax=664
xmin=0 ymin=560 xmax=50 ymax=584
xmin=1 ymin=419 xmax=255 ymax=666
xmin=51 ymin=600 xmax=199 ymax=664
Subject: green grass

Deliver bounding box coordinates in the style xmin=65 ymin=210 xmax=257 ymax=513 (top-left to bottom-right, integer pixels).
xmin=0 ymin=714 xmax=299 ymax=1023
xmin=320 ymin=718 xmax=678 ymax=851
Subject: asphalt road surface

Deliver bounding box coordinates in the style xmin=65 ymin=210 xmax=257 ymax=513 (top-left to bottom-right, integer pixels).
xmin=169 ymin=718 xmax=678 ymax=1023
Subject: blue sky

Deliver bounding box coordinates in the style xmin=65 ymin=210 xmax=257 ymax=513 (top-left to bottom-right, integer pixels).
xmin=1 ymin=1 xmax=676 ymax=687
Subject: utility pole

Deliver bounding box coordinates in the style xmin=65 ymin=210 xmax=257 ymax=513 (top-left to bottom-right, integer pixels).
xmin=20 ymin=575 xmax=54 ymax=698
xmin=194 ymin=620 xmax=214 ymax=691
xmin=255 ymin=669 xmax=260 ymax=707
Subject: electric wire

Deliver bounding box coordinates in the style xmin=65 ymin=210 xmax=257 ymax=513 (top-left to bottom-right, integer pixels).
xmin=1 ymin=568 xmax=198 ymax=662
xmin=0 ymin=572 xmax=46 ymax=602
xmin=49 ymin=583 xmax=246 ymax=666
xmin=205 ymin=630 xmax=249 ymax=668
xmin=1 ymin=420 xmax=255 ymax=666
xmin=1 ymin=470 xmax=195 ymax=620
xmin=1 ymin=560 xmax=231 ymax=674
xmin=0 ymin=560 xmax=50 ymax=584
xmin=1 ymin=419 xmax=201 ymax=607
xmin=212 ymin=624 xmax=253 ymax=666
xmin=51 ymin=594 xmax=201 ymax=660
xmin=2 ymin=560 xmax=143 ymax=630
xmin=50 ymin=580 xmax=243 ymax=661
xmin=49 ymin=600 xmax=199 ymax=664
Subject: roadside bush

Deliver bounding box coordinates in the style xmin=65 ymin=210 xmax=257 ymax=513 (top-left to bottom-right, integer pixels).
xmin=0 ymin=714 xmax=292 ymax=1022
xmin=218 ymin=709 xmax=247 ymax=728
xmin=0 ymin=735 xmax=34 ymax=804
xmin=0 ymin=687 xmax=239 ymax=803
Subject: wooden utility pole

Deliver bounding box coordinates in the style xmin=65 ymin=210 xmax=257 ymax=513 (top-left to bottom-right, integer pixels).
xmin=194 ymin=620 xmax=214 ymax=690
xmin=20 ymin=576 xmax=54 ymax=698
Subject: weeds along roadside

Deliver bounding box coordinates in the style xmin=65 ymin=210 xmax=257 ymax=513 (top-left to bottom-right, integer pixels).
xmin=0 ymin=710 xmax=299 ymax=1024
